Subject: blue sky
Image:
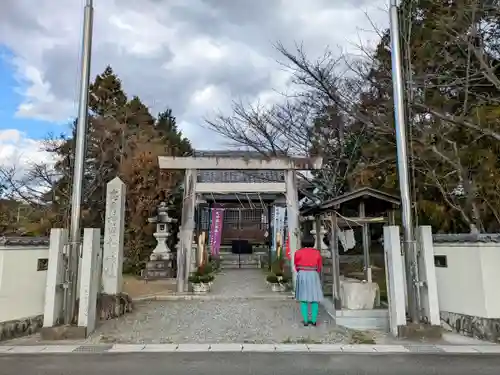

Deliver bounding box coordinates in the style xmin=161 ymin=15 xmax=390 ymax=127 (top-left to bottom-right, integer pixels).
xmin=0 ymin=46 xmax=68 ymax=141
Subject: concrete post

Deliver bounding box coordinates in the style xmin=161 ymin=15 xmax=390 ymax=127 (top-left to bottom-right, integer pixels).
xmin=416 ymin=225 xmax=440 ymax=326
xmin=43 ymin=228 xmax=68 ymax=327
xmin=78 ymin=228 xmax=100 ymax=336
xmin=383 ymin=226 xmax=407 ymax=336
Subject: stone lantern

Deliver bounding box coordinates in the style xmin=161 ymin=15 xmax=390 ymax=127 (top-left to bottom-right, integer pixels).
xmin=144 ymin=201 xmax=177 ymax=280
xmin=310 ymin=224 xmax=330 ymax=258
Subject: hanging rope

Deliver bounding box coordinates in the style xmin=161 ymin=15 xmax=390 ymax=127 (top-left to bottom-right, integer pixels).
xmin=210 ymin=192 xmax=217 ymax=207
xmin=235 ymin=193 xmax=245 ymax=209
xmin=257 ymin=192 xmax=266 ymax=212
xmin=245 ymin=193 xmax=255 ymax=209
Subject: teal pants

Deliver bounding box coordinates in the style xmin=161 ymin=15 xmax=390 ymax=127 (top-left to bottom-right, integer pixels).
xmin=300 ymin=301 xmax=319 ymax=323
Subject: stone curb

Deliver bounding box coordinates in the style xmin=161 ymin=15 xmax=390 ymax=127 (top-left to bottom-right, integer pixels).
xmin=1 ymin=344 xmax=500 ymax=354
xmin=132 ymin=294 xmax=294 ymax=302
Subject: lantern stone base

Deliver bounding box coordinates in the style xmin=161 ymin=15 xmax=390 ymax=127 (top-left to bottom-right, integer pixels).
xmin=144 ymin=259 xmax=175 ymax=280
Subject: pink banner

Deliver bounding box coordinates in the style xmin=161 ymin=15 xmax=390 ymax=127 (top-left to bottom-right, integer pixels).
xmin=209 ymin=207 xmax=224 ymax=256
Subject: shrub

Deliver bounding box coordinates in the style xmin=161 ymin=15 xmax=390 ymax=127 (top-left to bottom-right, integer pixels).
xmin=282 ymin=263 xmax=292 ymax=280
xmin=188 ymin=274 xmax=201 ymax=283
xmin=195 ymin=263 xmax=213 ymax=276
xmin=210 ymin=257 xmax=221 ymax=271
xmin=199 ymin=274 xmax=213 ymax=283
xmin=271 ymin=259 xmax=284 ymax=276
xmin=266 ymin=274 xmax=279 ymax=284
xmin=281 ymin=274 xmax=291 ymax=284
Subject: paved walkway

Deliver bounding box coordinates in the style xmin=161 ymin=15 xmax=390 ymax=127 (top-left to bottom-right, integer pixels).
xmin=210 ymin=269 xmax=283 ymax=298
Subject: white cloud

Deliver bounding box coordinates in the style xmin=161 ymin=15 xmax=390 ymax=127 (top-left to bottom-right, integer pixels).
xmin=0 ymin=0 xmax=389 ymax=148
xmin=0 ymin=129 xmax=55 ymax=169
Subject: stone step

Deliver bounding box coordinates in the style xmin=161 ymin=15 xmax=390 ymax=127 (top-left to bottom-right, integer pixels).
xmin=336 ymin=317 xmax=389 ymax=331
xmin=221 ymin=262 xmax=259 ymax=267
xmin=219 ymin=255 xmax=260 ymax=261
xmin=220 ymin=257 xmax=259 ymax=262
xmin=221 ymin=263 xmax=261 ymax=269
xmin=334 ymin=309 xmax=389 ymax=330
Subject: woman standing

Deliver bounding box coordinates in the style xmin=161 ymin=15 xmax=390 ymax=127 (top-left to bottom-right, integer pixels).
xmin=294 ymin=236 xmax=324 ymax=326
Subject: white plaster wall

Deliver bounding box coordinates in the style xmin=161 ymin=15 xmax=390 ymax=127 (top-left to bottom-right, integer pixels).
xmin=0 ymin=246 xmax=49 ymax=322
xmin=434 ymin=243 xmax=500 ymax=319
xmin=479 ymin=246 xmax=500 ymax=318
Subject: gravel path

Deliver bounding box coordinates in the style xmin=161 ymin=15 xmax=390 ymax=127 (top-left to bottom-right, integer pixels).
xmin=88 ymin=299 xmax=350 ymax=344
xmin=1 ymin=269 xmax=351 ymax=345
xmin=87 ymin=270 xmax=350 ymax=344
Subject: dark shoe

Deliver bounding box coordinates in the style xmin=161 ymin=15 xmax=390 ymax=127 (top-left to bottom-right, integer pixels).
xmin=303 ymin=321 xmax=309 ymax=327
xmin=310 ymin=322 xmax=317 ymax=326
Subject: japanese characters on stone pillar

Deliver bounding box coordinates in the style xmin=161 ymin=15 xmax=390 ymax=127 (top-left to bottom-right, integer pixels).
xmin=102 ymin=177 xmax=126 ymax=295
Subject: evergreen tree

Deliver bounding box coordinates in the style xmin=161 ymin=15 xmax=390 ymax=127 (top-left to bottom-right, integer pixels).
xmin=36 ymin=66 xmax=192 ymax=272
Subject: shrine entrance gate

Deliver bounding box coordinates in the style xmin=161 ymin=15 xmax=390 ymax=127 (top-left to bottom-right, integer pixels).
xmin=158 ymin=155 xmax=323 ymax=292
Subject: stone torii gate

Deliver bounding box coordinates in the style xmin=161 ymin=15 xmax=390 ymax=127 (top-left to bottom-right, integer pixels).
xmin=158 ymin=155 xmax=323 ymax=292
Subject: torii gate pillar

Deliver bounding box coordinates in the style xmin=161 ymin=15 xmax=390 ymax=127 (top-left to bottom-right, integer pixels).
xmin=285 ymin=170 xmax=300 ymax=286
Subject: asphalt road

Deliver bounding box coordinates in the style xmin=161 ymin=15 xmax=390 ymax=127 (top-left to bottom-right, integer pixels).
xmin=1 ymin=352 xmax=500 ymax=375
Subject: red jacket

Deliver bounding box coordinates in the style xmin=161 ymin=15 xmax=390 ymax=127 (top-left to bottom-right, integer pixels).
xmin=294 ymin=247 xmax=322 ymax=272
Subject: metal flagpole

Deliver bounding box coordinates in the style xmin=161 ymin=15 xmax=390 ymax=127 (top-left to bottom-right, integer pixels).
xmin=64 ymin=0 xmax=94 ymax=324
xmin=388 ymin=0 xmax=420 ymax=323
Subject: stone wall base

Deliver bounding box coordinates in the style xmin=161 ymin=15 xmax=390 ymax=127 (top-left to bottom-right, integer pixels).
xmin=397 ymin=323 xmax=442 ymax=340
xmin=40 ymin=325 xmax=88 ymax=340
xmin=441 ymin=311 xmax=500 ymax=343
xmin=0 ymin=315 xmax=43 ymax=341
xmin=96 ymin=292 xmax=133 ymax=321
xmin=40 ymin=293 xmax=133 ymax=340
xmin=71 ymin=292 xmax=133 ymax=324
xmin=0 ymin=293 xmax=133 ymax=342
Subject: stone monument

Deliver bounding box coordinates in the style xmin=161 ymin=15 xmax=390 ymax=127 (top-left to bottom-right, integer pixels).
xmin=102 ymin=177 xmax=126 ymax=295
xmin=144 ymin=202 xmax=176 ymax=280
xmin=311 ymin=224 xmax=330 ymax=257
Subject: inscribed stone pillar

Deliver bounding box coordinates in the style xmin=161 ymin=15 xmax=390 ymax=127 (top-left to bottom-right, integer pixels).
xmin=43 ymin=228 xmax=68 ymax=327
xmin=102 ymin=177 xmax=126 ymax=295
xmin=416 ymin=225 xmax=440 ymax=326
xmin=78 ymin=228 xmax=100 ymax=335
xmin=383 ymin=226 xmax=407 ymax=336
xmin=285 ymin=170 xmax=300 ymax=288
